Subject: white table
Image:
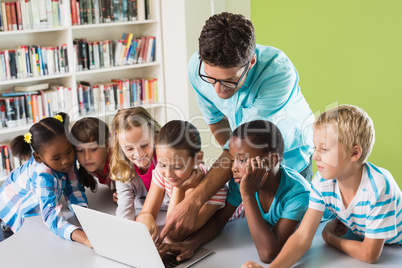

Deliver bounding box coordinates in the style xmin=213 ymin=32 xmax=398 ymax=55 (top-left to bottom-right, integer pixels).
xmin=0 ymin=184 xmax=401 ymax=267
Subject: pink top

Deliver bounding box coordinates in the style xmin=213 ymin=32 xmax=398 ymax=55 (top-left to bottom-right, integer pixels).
xmin=133 ymin=155 xmax=157 ymax=191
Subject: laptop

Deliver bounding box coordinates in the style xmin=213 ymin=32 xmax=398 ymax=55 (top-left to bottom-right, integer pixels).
xmin=71 ymin=205 xmax=214 ymax=268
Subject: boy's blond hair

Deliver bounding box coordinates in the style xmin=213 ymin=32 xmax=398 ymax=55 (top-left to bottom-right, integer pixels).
xmin=314 ymin=105 xmax=375 ymax=165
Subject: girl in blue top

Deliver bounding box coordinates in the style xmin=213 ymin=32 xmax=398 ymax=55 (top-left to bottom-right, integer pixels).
xmin=0 ymin=113 xmax=91 ymax=247
xmin=158 ymin=120 xmax=310 ymax=263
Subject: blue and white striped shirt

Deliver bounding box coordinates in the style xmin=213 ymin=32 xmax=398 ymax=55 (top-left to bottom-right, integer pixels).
xmin=309 ymin=162 xmax=402 ymax=244
xmin=0 ymin=156 xmax=88 ymax=240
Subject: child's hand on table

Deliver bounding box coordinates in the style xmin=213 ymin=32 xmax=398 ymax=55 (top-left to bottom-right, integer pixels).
xmin=322 ymin=218 xmax=348 ymax=243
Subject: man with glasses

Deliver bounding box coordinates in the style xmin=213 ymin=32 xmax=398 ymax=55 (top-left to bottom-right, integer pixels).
xmin=159 ymin=12 xmax=315 ymax=244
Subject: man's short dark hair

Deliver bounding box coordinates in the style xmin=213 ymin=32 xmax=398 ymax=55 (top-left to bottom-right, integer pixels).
xmin=199 ymin=12 xmax=256 ymax=68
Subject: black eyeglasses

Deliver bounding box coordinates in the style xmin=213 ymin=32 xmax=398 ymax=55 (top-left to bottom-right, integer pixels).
xmin=198 ymin=60 xmax=250 ymax=89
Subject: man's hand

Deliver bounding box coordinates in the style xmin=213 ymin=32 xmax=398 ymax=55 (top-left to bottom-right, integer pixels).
xmin=157 ymin=199 xmax=199 ymax=245
xmin=158 ymin=241 xmax=196 ymax=262
xmin=240 ymin=157 xmax=269 ymax=196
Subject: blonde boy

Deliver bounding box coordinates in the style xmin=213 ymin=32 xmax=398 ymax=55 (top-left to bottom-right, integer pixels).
xmin=243 ymin=105 xmax=402 ymax=267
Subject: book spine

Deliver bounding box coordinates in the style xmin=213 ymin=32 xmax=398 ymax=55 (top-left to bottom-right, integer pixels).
xmin=31 ymin=0 xmax=40 ymax=29
xmin=15 ymin=1 xmax=23 ymax=30
xmin=70 ymin=0 xmax=77 ymax=25
xmin=98 ymin=40 xmax=104 ymax=68
xmin=3 ymin=145 xmax=11 ymax=175
xmin=51 ymin=0 xmax=59 ymax=27
xmin=38 ymin=0 xmax=47 ymax=28
xmin=88 ymin=42 xmax=95 ymax=69
xmin=20 ymin=0 xmax=28 ymax=30
xmin=27 ymin=0 xmax=34 ymax=30
xmin=1 ymin=3 xmax=7 ymax=32
xmin=0 ymin=2 xmax=3 ymax=31
xmin=45 ymin=0 xmax=53 ymax=27
xmin=103 ymin=40 xmax=110 ymax=67
xmin=93 ymin=42 xmax=100 ymax=69
xmin=63 ymin=44 xmax=68 ymax=72
xmin=77 ymin=84 xmax=84 ymax=115
xmin=11 ymin=2 xmax=18 ymax=31
xmin=5 ymin=3 xmax=13 ymax=31
xmin=31 ymin=94 xmax=39 ymax=122
xmin=94 ymin=0 xmax=99 ymax=24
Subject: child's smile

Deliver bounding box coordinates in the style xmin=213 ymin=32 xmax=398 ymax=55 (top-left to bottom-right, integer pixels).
xmin=118 ymin=127 xmax=154 ymax=169
xmin=156 ymin=147 xmax=197 ymax=187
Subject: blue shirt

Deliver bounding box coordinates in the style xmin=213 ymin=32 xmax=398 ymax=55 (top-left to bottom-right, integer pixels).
xmin=309 ymin=163 xmax=402 ymax=244
xmin=189 ymin=45 xmax=314 ymax=172
xmin=0 ymin=156 xmax=88 ymax=240
xmin=227 ymin=165 xmax=310 ymax=225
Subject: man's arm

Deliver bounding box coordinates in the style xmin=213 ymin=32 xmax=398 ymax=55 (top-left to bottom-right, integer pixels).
xmin=322 ymin=219 xmax=385 ymax=263
xmin=208 ymin=117 xmax=231 ymax=147
xmin=158 ymin=150 xmax=233 ymax=243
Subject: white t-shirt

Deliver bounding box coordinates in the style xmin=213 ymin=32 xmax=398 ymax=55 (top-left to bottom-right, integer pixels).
xmin=309 ymin=162 xmax=402 ymax=244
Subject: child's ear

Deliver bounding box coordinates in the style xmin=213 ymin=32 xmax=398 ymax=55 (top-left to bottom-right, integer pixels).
xmin=266 ymin=153 xmax=280 ymax=169
xmin=195 ymin=151 xmax=204 ymax=165
xmin=350 ymin=145 xmax=363 ymax=163
xmin=33 ymin=152 xmax=43 ymax=163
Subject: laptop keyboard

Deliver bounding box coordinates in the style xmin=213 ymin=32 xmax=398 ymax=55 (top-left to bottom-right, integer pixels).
xmin=162 ymin=254 xmax=184 ymax=268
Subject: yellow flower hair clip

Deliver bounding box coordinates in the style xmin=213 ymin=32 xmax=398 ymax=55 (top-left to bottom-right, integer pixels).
xmin=54 ymin=114 xmax=63 ymax=122
xmin=24 ymin=132 xmax=32 ymax=144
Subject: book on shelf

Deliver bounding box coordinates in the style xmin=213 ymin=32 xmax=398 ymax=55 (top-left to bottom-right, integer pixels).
xmin=0 ymin=0 xmax=64 ymax=31
xmin=73 ymin=34 xmax=155 ymax=72
xmin=15 ymin=82 xmax=49 ymax=92
xmin=68 ymin=0 xmax=149 ymax=25
xmin=0 ymin=145 xmax=23 ymax=176
xmin=0 ymin=44 xmax=69 ymax=81
xmin=75 ymin=77 xmax=157 ymax=115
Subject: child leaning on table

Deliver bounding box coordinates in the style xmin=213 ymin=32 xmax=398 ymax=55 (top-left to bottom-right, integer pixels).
xmin=71 ymin=117 xmax=116 ymax=201
xmin=136 ymin=120 xmax=227 ymax=242
xmin=110 ymin=107 xmax=168 ymax=220
xmin=243 ymin=105 xmax=402 ymax=268
xmin=0 ymin=113 xmax=91 ymax=247
xmin=159 ymin=120 xmax=310 ymax=263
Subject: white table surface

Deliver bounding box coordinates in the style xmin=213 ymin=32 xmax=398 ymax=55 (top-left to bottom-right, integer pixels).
xmin=0 ymin=184 xmax=401 ymax=267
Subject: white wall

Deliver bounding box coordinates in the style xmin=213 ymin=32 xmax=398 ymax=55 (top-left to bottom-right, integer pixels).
xmin=161 ymin=0 xmax=251 ymax=165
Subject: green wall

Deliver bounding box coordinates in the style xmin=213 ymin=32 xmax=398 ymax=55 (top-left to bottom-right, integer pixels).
xmin=251 ymin=0 xmax=402 ymax=185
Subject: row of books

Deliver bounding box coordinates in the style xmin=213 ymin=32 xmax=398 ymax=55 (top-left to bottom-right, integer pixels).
xmin=0 ymin=77 xmax=158 ymax=128
xmin=0 ymin=87 xmax=68 ymax=127
xmin=0 ymin=44 xmax=69 ymax=81
xmin=77 ymin=77 xmax=158 ymax=115
xmin=70 ymin=0 xmax=152 ymax=25
xmin=0 ymin=145 xmax=22 ymax=176
xmin=0 ymin=0 xmax=66 ymax=32
xmin=74 ymin=34 xmax=155 ymax=71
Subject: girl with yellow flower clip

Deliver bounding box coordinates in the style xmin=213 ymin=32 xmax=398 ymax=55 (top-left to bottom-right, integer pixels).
xmin=24 ymin=132 xmax=32 ymax=144
xmin=0 ymin=113 xmax=92 ymax=248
